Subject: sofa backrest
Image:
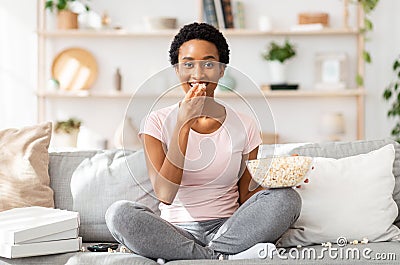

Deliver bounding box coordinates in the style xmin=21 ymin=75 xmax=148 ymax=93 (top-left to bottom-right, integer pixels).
xmin=49 ymin=149 xmax=159 ymax=242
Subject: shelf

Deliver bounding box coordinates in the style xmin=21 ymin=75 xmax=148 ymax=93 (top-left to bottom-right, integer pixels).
xmin=260 ymin=88 xmax=365 ymax=97
xmin=36 ymin=28 xmax=359 ymax=38
xmin=37 ymin=29 xmax=178 ymax=37
xmin=36 ymin=91 xmax=133 ymax=98
xmin=36 ymin=89 xmax=365 ymax=99
xmin=223 ymin=28 xmax=359 ymax=36
xmin=36 ymin=0 xmax=366 ymax=140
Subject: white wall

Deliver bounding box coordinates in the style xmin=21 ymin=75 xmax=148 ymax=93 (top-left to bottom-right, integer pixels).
xmin=0 ymin=0 xmax=37 ymax=128
xmin=1 ymin=0 xmax=399 ymax=144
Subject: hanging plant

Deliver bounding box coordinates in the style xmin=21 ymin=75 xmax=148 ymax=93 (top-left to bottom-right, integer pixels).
xmin=354 ymin=0 xmax=380 ymax=86
xmin=382 ymin=56 xmax=400 ymax=141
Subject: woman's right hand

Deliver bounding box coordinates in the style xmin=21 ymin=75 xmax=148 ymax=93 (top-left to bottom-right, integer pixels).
xmin=177 ymin=83 xmax=207 ymax=127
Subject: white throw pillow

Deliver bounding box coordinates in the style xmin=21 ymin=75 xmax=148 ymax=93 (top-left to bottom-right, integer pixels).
xmin=277 ymin=144 xmax=400 ymax=247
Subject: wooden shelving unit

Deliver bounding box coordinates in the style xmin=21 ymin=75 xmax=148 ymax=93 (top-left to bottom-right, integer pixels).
xmin=36 ymin=91 xmax=133 ymax=99
xmin=261 ymin=89 xmax=365 ymax=98
xmin=36 ymin=89 xmax=365 ymax=99
xmin=37 ymin=28 xmax=359 ymax=38
xmin=36 ymin=0 xmax=366 ymax=140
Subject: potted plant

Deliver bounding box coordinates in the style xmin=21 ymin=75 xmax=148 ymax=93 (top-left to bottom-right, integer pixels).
xmin=262 ymin=40 xmax=296 ymax=84
xmin=383 ymin=55 xmax=400 ymax=141
xmin=53 ymin=118 xmax=82 ymax=147
xmin=45 ymin=0 xmax=90 ymax=29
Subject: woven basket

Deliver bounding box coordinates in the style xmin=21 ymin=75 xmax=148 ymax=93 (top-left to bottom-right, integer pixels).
xmin=298 ymin=12 xmax=329 ymax=26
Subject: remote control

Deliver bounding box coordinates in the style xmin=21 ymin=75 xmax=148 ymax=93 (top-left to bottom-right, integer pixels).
xmin=87 ymin=243 xmax=119 ymax=252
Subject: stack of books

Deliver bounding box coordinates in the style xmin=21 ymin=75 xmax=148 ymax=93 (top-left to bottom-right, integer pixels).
xmin=203 ymin=0 xmax=238 ymax=29
xmin=0 ymin=207 xmax=81 ymax=259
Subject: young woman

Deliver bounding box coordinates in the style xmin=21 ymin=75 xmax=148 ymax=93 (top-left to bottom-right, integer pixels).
xmin=106 ymin=22 xmax=301 ymax=261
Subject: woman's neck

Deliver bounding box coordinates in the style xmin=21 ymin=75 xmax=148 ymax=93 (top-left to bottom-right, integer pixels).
xmin=200 ymin=96 xmax=225 ymax=120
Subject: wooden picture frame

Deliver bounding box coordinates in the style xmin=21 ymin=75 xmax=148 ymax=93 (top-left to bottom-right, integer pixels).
xmin=315 ymin=52 xmax=348 ymax=90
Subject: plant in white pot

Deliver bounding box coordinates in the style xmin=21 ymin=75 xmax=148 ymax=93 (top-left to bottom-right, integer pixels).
xmin=262 ymin=40 xmax=296 ymax=85
xmin=53 ymin=118 xmax=82 ymax=147
xmin=45 ymin=0 xmax=90 ymax=29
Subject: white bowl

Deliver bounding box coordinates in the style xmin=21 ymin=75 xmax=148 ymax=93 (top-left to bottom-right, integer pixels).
xmin=144 ymin=16 xmax=177 ymax=30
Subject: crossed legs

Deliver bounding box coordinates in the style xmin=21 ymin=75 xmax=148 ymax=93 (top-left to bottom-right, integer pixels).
xmin=105 ymin=188 xmax=301 ymax=260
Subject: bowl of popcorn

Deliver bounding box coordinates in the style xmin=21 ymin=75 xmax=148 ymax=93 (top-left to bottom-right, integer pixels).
xmin=246 ymin=155 xmax=313 ymax=188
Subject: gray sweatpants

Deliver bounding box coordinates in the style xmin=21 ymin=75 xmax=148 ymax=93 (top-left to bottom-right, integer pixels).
xmin=105 ymin=188 xmax=301 ymax=260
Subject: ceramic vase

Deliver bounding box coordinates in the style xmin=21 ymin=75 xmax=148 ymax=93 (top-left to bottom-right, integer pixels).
xmin=57 ymin=10 xmax=78 ymax=29
xmin=52 ymin=130 xmax=79 ymax=148
xmin=114 ymin=117 xmax=142 ymax=150
xmin=269 ymin=61 xmax=287 ymax=84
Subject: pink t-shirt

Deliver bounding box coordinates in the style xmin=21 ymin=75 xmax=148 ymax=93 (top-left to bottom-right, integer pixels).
xmin=139 ymin=102 xmax=262 ymax=223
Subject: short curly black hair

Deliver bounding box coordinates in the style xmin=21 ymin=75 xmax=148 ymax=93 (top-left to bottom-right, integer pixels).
xmin=169 ymin=22 xmax=230 ymax=65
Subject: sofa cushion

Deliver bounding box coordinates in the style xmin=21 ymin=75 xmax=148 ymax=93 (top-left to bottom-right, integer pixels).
xmin=259 ymin=138 xmax=400 ymax=229
xmin=49 ymin=149 xmax=159 ymax=242
xmin=50 ymin=151 xmax=98 ymax=211
xmin=277 ymin=144 xmax=400 ymax=247
xmin=0 ymin=122 xmax=54 ymax=211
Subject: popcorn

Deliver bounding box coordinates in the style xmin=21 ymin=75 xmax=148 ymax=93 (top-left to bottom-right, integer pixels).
xmin=361 ymin=238 xmax=369 ymax=244
xmin=81 ymin=246 xmax=86 ymax=252
xmin=108 ymin=248 xmax=114 ymax=253
xmin=321 ymin=242 xmax=332 ymax=248
xmin=247 ymin=156 xmax=313 ymax=188
xmin=350 ymin=240 xmax=359 ymax=245
xmin=120 ymin=246 xmax=127 ymax=253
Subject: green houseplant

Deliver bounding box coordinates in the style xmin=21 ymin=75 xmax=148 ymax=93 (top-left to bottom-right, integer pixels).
xmin=262 ymin=40 xmax=296 ymax=84
xmin=262 ymin=40 xmax=296 ymax=63
xmin=45 ymin=0 xmax=90 ymax=29
xmin=383 ymin=56 xmax=400 ymax=141
xmin=45 ymin=0 xmax=90 ymax=12
xmin=55 ymin=118 xmax=81 ymax=134
xmin=53 ymin=118 xmax=82 ymax=147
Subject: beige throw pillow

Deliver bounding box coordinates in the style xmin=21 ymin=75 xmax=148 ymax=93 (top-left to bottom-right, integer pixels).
xmin=0 ymin=122 xmax=54 ymax=211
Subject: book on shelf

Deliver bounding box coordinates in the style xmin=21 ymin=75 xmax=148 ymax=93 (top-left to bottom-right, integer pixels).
xmin=0 ymin=206 xmax=80 ymax=245
xmin=0 ymin=237 xmax=82 ymax=259
xmin=220 ymin=0 xmax=234 ymax=28
xmin=213 ymin=0 xmax=225 ymax=29
xmin=233 ymin=1 xmax=245 ymax=29
xmin=203 ymin=0 xmax=219 ymax=29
